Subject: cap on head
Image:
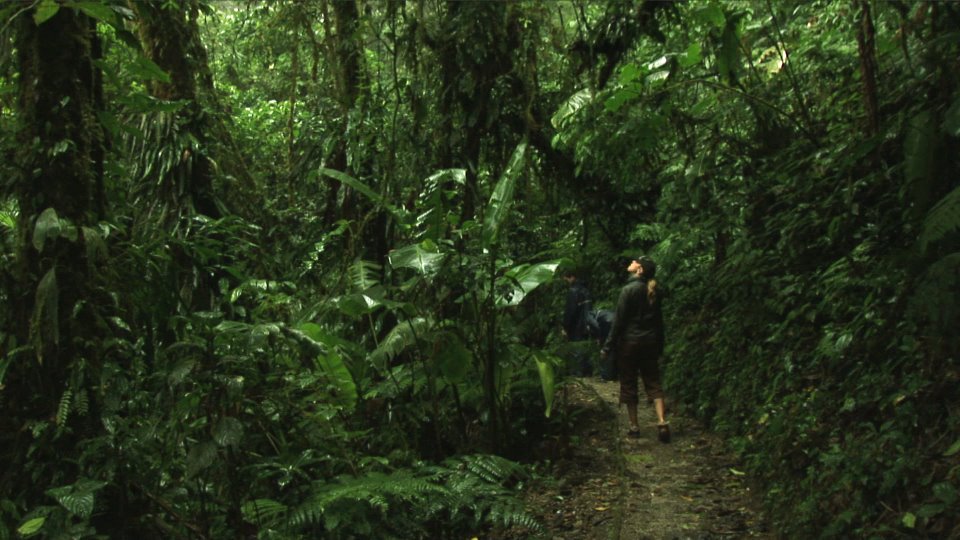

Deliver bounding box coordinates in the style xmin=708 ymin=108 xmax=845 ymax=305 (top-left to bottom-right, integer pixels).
xmin=636 ymin=255 xmax=657 ymax=279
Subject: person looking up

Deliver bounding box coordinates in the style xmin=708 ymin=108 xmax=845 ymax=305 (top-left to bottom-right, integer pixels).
xmin=602 ymin=255 xmax=669 ymax=442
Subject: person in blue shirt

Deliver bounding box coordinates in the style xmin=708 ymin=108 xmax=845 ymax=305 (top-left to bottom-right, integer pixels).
xmin=561 ymin=268 xmax=594 ymax=376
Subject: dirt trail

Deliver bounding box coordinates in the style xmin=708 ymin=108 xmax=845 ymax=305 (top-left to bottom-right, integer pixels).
xmin=515 ymin=378 xmax=771 ymax=540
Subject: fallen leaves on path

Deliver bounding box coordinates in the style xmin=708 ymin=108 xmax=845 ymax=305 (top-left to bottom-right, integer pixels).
xmin=494 ymin=378 xmax=771 ymax=539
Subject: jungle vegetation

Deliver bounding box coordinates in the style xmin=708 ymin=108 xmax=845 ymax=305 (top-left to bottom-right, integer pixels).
xmin=0 ymin=0 xmax=958 ymax=538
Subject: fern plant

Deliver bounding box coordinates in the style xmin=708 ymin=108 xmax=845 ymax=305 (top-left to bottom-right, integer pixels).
xmin=259 ymin=454 xmax=539 ymax=539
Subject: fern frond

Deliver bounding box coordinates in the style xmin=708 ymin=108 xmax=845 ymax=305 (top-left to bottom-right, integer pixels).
xmin=56 ymin=389 xmax=72 ymax=428
xmin=349 ymin=259 xmax=382 ymax=291
xmin=369 ymin=317 xmax=431 ymax=369
xmin=456 ymin=454 xmax=525 ymax=486
xmin=287 ymin=470 xmax=447 ymax=530
xmin=922 ymin=185 xmax=960 ymax=251
xmin=73 ymin=389 xmax=89 ymax=417
xmin=241 ymin=499 xmax=288 ymax=528
xmin=487 ymin=498 xmax=543 ymax=532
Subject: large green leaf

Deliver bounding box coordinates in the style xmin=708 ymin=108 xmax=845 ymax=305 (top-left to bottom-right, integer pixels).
xmin=33 ymin=0 xmax=59 ymax=25
xmin=18 ymin=517 xmax=45 ymax=536
xmin=482 ymin=142 xmax=527 ymax=248
xmin=496 ymin=261 xmax=561 ymax=306
xmin=348 ymin=259 xmax=381 ymax=291
xmin=33 ymin=208 xmax=61 ymax=253
xmin=389 ymin=241 xmax=445 ymax=276
xmin=334 ymin=293 xmax=382 ymax=318
xmin=316 ymin=350 xmax=358 ymax=411
xmin=551 ymin=89 xmax=593 ymax=130
xmin=73 ymin=1 xmax=120 ymax=26
xmin=45 ymin=479 xmax=106 ymax=518
xmin=320 ymin=168 xmax=404 ymax=219
xmin=291 ymin=327 xmax=355 ymax=408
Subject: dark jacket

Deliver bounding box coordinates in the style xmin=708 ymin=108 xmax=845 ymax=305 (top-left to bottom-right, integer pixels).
xmin=562 ymin=281 xmax=592 ymax=341
xmin=602 ymin=276 xmax=664 ymax=356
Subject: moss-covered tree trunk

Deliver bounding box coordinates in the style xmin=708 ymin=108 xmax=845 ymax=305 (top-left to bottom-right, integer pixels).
xmin=130 ymin=0 xmax=221 ymax=219
xmin=2 ymin=4 xmax=104 ymax=500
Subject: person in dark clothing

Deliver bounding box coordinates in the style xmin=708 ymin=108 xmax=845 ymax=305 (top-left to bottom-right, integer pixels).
xmin=561 ymin=268 xmax=593 ymax=376
xmin=595 ymin=309 xmax=617 ymax=380
xmin=601 ymin=255 xmax=669 ymax=442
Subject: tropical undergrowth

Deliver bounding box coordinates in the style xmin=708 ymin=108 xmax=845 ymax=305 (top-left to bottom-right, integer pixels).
xmin=550 ymin=1 xmax=960 ymax=537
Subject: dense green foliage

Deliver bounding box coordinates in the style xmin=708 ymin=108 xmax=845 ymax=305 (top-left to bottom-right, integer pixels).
xmin=0 ymin=1 xmax=958 ymax=538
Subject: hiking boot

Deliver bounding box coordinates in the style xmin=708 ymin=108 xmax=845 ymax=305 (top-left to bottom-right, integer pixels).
xmin=657 ymin=423 xmax=671 ymax=443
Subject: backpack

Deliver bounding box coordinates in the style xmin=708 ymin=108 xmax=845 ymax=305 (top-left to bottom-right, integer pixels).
xmin=583 ymin=308 xmax=600 ymax=340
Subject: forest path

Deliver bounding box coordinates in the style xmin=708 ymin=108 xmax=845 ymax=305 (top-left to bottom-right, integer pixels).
xmin=515 ymin=378 xmax=771 ymax=539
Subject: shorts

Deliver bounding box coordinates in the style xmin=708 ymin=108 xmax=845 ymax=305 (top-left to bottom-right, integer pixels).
xmin=617 ymin=340 xmax=663 ymax=405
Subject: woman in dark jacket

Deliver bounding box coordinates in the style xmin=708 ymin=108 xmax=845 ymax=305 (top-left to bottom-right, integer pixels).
xmin=602 ymin=255 xmax=669 ymax=442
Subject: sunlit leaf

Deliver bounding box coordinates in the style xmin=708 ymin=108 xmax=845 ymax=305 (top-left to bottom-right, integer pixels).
xmin=533 ymin=351 xmax=557 ymax=417
xmin=679 ymin=43 xmax=702 ymax=68
xmin=902 ymin=512 xmax=916 ymax=528
xmin=18 ymin=517 xmax=45 ymax=536
xmin=497 ymin=261 xmax=560 ymax=306
xmin=551 ymin=89 xmax=593 ymax=129
xmin=619 ymin=64 xmax=642 ymax=84
xmin=389 ymin=241 xmax=445 ymax=276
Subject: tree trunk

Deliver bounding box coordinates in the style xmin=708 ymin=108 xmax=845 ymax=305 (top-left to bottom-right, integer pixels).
xmin=130 ymin=0 xmax=220 ymax=219
xmin=3 ymin=3 xmax=104 ymax=500
xmin=855 ymin=0 xmax=880 ymax=138
xmin=322 ymin=0 xmax=366 ymax=229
